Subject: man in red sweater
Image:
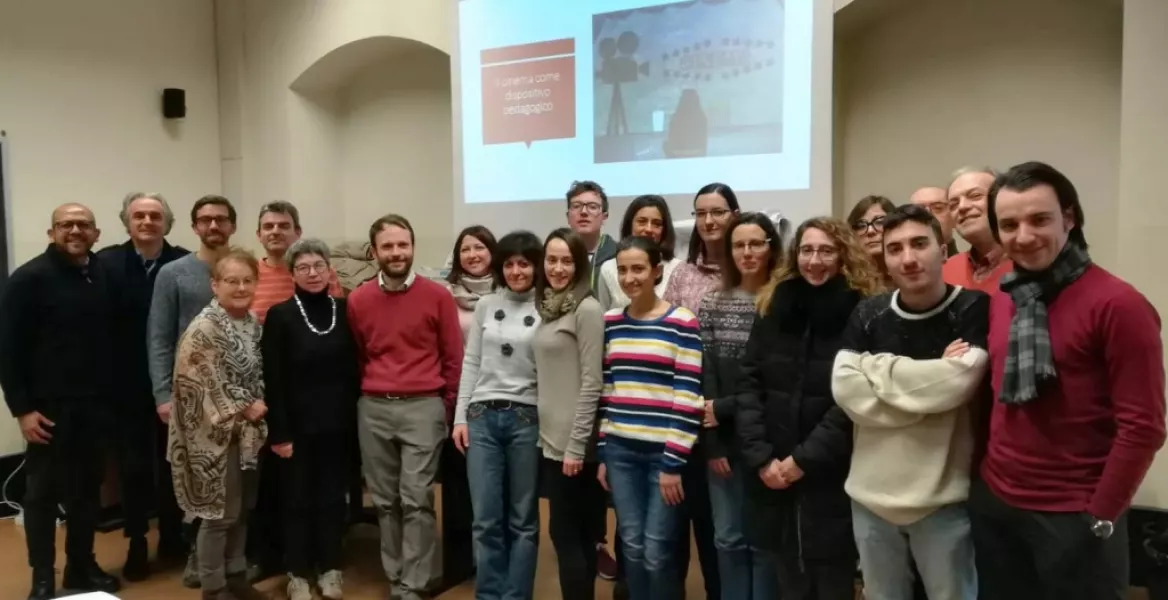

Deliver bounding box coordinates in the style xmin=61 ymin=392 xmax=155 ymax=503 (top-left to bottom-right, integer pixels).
xmin=970 ymin=161 xmax=1166 ymax=600
xmin=347 ymin=214 xmax=463 ymax=600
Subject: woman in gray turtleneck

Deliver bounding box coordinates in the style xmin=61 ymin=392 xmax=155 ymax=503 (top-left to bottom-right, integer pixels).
xmin=451 ymin=231 xmax=544 ymax=600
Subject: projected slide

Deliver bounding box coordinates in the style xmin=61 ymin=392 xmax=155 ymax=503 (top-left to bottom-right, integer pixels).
xmin=457 ymin=0 xmax=811 ymax=204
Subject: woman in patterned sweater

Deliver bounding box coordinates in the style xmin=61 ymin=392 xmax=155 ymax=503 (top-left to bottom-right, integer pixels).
xmin=698 ymin=213 xmax=784 ymax=600
xmin=597 ymin=236 xmax=704 ymax=600
xmin=734 ymin=217 xmax=884 ymax=600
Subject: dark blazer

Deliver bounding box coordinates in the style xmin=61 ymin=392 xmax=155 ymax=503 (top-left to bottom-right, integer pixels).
xmin=735 ymin=275 xmax=862 ymax=563
xmin=97 ymin=240 xmax=189 ymax=406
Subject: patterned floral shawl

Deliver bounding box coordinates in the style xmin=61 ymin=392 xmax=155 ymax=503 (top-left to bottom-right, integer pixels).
xmin=167 ymin=300 xmax=267 ymax=520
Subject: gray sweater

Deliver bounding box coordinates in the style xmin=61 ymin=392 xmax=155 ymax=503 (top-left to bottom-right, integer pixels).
xmin=454 ymin=289 xmax=541 ymax=424
xmin=533 ymin=296 xmax=604 ymax=461
xmin=147 ymin=254 xmax=214 ymax=406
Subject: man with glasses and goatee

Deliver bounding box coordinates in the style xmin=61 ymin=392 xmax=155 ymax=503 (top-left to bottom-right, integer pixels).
xmin=0 ymin=204 xmax=121 ymax=600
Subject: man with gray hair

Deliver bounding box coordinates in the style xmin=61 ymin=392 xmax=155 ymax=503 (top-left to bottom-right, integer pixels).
xmin=97 ymin=192 xmax=190 ymax=581
xmin=942 ymin=166 xmax=1013 ymax=293
xmin=909 ymin=186 xmax=959 ymax=256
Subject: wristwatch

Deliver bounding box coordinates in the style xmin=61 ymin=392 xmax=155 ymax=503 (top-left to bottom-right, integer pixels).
xmin=1090 ymin=517 xmax=1115 ymax=540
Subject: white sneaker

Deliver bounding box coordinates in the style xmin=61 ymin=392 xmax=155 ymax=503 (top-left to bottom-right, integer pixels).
xmin=287 ymin=574 xmax=313 ymax=600
xmin=318 ymin=569 xmax=344 ymax=599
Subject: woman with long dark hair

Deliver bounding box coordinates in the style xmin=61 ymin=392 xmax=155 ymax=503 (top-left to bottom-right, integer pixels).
xmin=533 ymin=227 xmax=607 ymax=600
xmin=452 ymin=231 xmax=545 ymax=600
xmin=596 ymin=194 xmax=681 ymax=310
xmin=662 ymin=181 xmax=742 ymax=597
xmin=444 ymin=225 xmax=498 ymax=339
xmin=735 ymin=217 xmax=883 ymax=599
xmin=698 ymin=212 xmax=783 ymax=600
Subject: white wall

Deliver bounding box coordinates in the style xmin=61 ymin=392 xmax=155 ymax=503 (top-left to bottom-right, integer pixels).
xmin=0 ymin=0 xmax=221 ymax=455
xmin=835 ymin=0 xmax=1122 ymax=267
xmin=338 ymin=50 xmax=454 ymax=266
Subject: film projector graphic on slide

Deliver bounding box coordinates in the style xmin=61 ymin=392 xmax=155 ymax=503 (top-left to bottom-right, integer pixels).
xmin=597 ymin=31 xmax=649 ymax=136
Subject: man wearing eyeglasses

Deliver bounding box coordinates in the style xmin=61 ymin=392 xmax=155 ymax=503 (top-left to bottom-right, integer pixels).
xmin=147 ymin=194 xmax=239 ymax=588
xmin=96 ymin=193 xmax=190 ymax=582
xmin=0 ymin=204 xmax=121 ymax=600
xmin=566 ymin=180 xmax=617 ymax=290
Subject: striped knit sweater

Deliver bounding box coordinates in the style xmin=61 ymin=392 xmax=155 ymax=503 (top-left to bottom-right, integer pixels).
xmin=598 ymin=305 xmax=704 ymax=472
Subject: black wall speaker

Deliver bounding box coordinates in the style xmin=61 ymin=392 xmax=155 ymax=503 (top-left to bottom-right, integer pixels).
xmin=162 ymin=88 xmax=186 ymax=119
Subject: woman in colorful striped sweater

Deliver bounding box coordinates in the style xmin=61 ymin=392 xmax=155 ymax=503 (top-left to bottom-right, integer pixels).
xmin=597 ymin=236 xmax=704 ymax=600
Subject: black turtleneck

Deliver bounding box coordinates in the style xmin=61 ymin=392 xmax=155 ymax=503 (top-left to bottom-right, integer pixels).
xmin=261 ymin=286 xmax=361 ymax=443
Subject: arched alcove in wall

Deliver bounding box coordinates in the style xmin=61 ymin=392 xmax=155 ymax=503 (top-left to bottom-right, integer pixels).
xmin=283 ymin=36 xmax=453 ymax=266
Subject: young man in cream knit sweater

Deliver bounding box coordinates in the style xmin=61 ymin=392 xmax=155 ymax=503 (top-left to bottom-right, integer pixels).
xmin=832 ymin=205 xmax=989 ymax=600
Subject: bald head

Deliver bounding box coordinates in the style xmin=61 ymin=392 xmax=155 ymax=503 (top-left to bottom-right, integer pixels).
xmin=48 ymin=203 xmax=100 ymax=260
xmin=909 ymin=186 xmax=953 ymax=243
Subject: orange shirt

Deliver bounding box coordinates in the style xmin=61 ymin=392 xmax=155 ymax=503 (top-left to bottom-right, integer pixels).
xmin=252 ymin=258 xmax=342 ymax=324
xmin=942 ymin=247 xmax=1013 ymax=294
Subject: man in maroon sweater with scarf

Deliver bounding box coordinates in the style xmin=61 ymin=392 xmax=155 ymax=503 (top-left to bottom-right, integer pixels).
xmin=348 ymin=214 xmax=463 ymax=600
xmin=970 ymin=161 xmax=1166 ymax=600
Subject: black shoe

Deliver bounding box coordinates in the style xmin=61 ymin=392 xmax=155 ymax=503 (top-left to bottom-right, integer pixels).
xmin=123 ymin=536 xmax=150 ymax=582
xmin=27 ymin=568 xmax=54 ymax=600
xmin=62 ymin=558 xmax=121 ymax=594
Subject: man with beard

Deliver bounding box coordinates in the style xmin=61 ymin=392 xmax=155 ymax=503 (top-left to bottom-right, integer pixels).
xmin=147 ymin=194 xmax=238 ymax=588
xmin=0 ymin=204 xmax=121 ymax=600
xmin=97 ymin=193 xmax=190 ymax=581
xmin=347 ymin=214 xmax=463 ymax=600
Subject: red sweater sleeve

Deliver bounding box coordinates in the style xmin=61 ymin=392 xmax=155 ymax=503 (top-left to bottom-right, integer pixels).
xmin=1089 ymin=290 xmax=1167 ymax=520
xmin=435 ymin=287 xmax=464 ymax=420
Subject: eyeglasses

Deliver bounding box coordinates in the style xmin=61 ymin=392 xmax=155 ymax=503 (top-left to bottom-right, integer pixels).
xmin=294 ymin=262 xmax=330 ymax=276
xmin=693 ymin=209 xmax=732 ymax=221
xmin=218 ymin=277 xmax=256 ymax=288
xmin=852 ymin=217 xmax=886 ymax=233
xmin=731 ymin=239 xmax=771 ymax=253
xmin=570 ymin=202 xmax=604 ymax=215
xmin=195 ymin=216 xmax=232 ymax=227
xmin=53 ymin=220 xmax=95 ymax=233
xmin=798 ymin=245 xmax=839 ymax=259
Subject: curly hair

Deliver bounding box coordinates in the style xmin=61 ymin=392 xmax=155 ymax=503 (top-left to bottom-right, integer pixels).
xmin=757 ymin=216 xmax=884 ymax=315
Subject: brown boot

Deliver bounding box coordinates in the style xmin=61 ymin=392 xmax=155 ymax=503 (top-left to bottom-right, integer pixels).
xmin=225 ymin=573 xmax=268 ymax=600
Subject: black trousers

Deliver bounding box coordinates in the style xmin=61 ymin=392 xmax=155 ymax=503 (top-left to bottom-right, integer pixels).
xmin=246 ymin=449 xmax=284 ymax=571
xmin=281 ymin=432 xmax=349 ymax=577
xmin=675 ymin=453 xmax=721 ymax=598
xmin=543 ymin=458 xmax=607 ymax=600
xmin=114 ymin=401 xmax=182 ymax=542
xmin=23 ymin=399 xmax=104 ymax=569
xmin=440 ymin=438 xmax=475 ymax=585
xmin=775 ymin=557 xmax=857 ymax=600
xmin=968 ymin=477 xmax=1129 ymax=600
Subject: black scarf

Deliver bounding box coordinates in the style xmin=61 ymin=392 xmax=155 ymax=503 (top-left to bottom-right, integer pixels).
xmin=998 ymin=242 xmax=1092 ymax=405
xmin=771 ymin=275 xmax=861 ymax=336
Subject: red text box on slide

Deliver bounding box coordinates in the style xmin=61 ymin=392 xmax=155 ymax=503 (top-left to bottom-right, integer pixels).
xmin=481 ymin=39 xmax=576 ymax=148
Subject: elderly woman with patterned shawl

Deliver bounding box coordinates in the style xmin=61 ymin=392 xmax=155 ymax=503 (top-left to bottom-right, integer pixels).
xmin=168 ymin=249 xmax=269 ymax=600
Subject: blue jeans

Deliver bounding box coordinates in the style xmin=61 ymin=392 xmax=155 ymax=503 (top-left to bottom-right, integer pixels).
xmin=604 ymin=442 xmax=682 ymax=600
xmin=466 ymin=403 xmax=541 ymax=600
xmin=707 ymin=459 xmax=777 ymax=600
xmin=852 ymin=500 xmax=977 ymax=600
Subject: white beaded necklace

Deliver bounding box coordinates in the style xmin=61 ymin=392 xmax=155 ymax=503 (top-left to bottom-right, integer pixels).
xmin=294 ymin=293 xmax=337 ymax=336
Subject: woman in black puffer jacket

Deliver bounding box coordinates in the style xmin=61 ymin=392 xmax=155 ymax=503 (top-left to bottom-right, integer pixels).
xmin=733 ymin=217 xmax=884 ymax=599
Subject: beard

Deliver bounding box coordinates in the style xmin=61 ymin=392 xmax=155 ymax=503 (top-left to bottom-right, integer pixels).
xmin=200 ymin=232 xmax=228 ymax=249
xmin=379 ymin=256 xmax=413 ymax=279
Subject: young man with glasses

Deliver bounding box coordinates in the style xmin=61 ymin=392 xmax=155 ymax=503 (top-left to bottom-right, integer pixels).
xmin=566 ymin=180 xmax=617 ymax=290
xmin=147 ymin=194 xmax=239 ymax=588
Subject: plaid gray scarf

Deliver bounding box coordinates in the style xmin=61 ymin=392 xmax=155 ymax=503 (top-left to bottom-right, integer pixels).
xmin=998 ymin=242 xmax=1091 ymax=404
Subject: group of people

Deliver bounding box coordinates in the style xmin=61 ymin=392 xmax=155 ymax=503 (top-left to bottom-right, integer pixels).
xmin=0 ymin=159 xmax=1162 ymax=600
